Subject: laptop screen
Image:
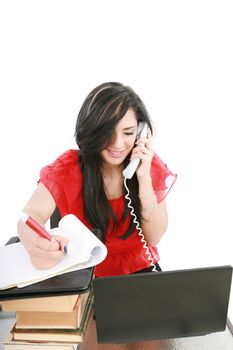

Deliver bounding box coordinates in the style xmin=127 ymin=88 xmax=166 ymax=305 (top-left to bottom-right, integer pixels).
xmin=93 ymin=266 xmax=232 ymax=343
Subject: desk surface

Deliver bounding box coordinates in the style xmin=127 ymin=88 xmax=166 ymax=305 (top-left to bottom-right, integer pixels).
xmin=1 ymin=311 xmax=233 ymax=350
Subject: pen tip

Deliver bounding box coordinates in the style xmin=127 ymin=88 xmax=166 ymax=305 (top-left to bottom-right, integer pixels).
xmin=63 ymin=246 xmax=68 ymax=255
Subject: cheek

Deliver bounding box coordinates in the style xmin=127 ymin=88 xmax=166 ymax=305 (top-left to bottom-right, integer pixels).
xmin=128 ymin=136 xmax=136 ymax=148
xmin=124 ymin=139 xmax=136 ymax=156
xmin=100 ymin=150 xmax=107 ymax=160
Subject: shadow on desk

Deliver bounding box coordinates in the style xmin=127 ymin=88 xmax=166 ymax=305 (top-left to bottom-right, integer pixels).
xmin=80 ymin=313 xmax=233 ymax=350
xmin=227 ymin=318 xmax=233 ymax=334
xmin=1 ymin=312 xmax=233 ymax=350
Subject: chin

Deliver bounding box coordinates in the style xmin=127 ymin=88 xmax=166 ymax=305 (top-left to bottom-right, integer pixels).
xmin=105 ymin=157 xmax=124 ymax=166
xmin=101 ymin=154 xmax=125 ymax=167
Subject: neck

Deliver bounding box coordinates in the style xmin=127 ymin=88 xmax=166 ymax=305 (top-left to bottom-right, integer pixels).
xmin=101 ymin=163 xmax=123 ymax=178
xmin=101 ymin=163 xmax=124 ymax=200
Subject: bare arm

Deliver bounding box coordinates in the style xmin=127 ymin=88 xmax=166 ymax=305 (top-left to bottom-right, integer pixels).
xmin=138 ymin=175 xmax=168 ymax=245
xmin=17 ymin=182 xmax=68 ymax=269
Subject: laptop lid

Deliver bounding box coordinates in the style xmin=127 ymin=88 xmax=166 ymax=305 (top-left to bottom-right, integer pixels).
xmin=93 ymin=265 xmax=232 ymax=343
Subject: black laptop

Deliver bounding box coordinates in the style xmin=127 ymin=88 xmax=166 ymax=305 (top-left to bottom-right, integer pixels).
xmin=93 ymin=265 xmax=232 ymax=343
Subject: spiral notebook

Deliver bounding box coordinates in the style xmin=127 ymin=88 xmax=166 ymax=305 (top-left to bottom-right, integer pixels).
xmin=0 ymin=214 xmax=107 ymax=298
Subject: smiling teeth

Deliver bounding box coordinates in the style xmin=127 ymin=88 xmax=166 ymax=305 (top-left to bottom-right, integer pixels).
xmin=112 ymin=151 xmax=121 ymax=155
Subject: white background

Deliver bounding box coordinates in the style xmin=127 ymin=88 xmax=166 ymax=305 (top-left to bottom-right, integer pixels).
xmin=0 ymin=1 xmax=232 ymax=319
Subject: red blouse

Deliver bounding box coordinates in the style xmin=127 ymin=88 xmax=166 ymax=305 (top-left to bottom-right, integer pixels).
xmin=40 ymin=150 xmax=176 ymax=277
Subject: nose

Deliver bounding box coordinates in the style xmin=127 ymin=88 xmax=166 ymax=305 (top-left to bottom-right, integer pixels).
xmin=110 ymin=133 xmax=124 ymax=149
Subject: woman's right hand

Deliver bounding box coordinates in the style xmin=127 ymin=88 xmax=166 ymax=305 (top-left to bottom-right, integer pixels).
xmin=25 ymin=234 xmax=69 ymax=269
xmin=17 ymin=182 xmax=68 ymax=269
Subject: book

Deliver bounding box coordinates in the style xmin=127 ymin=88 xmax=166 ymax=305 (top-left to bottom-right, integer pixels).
xmin=10 ymin=290 xmax=94 ymax=343
xmin=15 ymin=292 xmax=89 ymax=329
xmin=1 ymin=294 xmax=79 ymax=312
xmin=0 ymin=214 xmax=107 ymax=290
xmin=4 ymin=334 xmax=79 ymax=350
xmin=4 ymin=341 xmax=79 ymax=350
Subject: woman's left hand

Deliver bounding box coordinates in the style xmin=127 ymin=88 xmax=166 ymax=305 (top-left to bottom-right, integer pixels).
xmin=130 ymin=128 xmax=154 ymax=179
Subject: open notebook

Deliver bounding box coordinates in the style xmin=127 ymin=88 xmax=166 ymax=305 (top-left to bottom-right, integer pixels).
xmin=0 ymin=214 xmax=107 ymax=290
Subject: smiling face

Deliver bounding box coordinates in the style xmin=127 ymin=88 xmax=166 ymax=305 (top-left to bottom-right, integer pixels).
xmin=100 ymin=108 xmax=138 ymax=168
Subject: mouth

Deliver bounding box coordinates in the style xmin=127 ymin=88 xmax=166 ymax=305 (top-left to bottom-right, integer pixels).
xmin=107 ymin=149 xmax=125 ymax=158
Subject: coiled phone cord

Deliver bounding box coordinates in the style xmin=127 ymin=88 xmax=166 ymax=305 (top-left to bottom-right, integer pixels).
xmin=123 ymin=177 xmax=158 ymax=272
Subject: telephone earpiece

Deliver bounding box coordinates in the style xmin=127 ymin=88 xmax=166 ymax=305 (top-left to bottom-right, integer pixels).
xmin=122 ymin=122 xmax=148 ymax=179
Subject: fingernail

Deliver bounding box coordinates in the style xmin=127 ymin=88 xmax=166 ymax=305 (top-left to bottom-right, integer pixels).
xmin=63 ymin=245 xmax=68 ymax=255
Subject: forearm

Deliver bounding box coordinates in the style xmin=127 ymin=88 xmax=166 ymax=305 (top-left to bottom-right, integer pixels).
xmin=17 ymin=210 xmax=46 ymax=249
xmin=139 ymin=176 xmax=168 ymax=246
xmin=17 ymin=182 xmax=56 ymax=247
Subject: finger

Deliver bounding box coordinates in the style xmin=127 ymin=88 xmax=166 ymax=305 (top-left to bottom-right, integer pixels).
xmin=131 ymin=145 xmax=149 ymax=157
xmin=136 ymin=138 xmax=147 ymax=146
xmin=48 ymin=249 xmax=65 ymax=261
xmin=140 ymin=152 xmax=151 ymax=160
xmin=141 ymin=139 xmax=153 ymax=152
xmin=136 ymin=137 xmax=152 ymax=150
xmin=130 ymin=149 xmax=141 ymax=160
xmin=53 ymin=235 xmax=69 ymax=254
xmin=35 ymin=247 xmax=64 ymax=260
xmin=52 ymin=235 xmax=69 ymax=246
xmin=135 ymin=147 xmax=154 ymax=162
xmin=133 ymin=144 xmax=150 ymax=155
xmin=33 ymin=235 xmax=60 ymax=251
xmin=31 ymin=250 xmax=64 ymax=269
xmin=139 ymin=153 xmax=155 ymax=167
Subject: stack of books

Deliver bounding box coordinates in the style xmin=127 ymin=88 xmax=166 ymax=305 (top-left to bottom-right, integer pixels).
xmin=1 ymin=290 xmax=93 ymax=350
xmin=0 ymin=215 xmax=103 ymax=349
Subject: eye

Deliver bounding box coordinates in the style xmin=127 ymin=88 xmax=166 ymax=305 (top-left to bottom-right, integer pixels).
xmin=124 ymin=132 xmax=136 ymax=136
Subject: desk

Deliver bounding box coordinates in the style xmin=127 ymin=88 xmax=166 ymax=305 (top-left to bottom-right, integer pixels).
xmin=1 ymin=311 xmax=233 ymax=350
xmin=0 ymin=312 xmax=15 ymax=350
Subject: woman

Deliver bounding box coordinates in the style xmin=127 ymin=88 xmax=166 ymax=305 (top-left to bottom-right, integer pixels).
xmin=17 ymin=81 xmax=176 ymax=276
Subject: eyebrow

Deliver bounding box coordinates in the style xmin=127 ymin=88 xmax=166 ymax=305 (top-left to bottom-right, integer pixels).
xmin=123 ymin=126 xmax=137 ymax=131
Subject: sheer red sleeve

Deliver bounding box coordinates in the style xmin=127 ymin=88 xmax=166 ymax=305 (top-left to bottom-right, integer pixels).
xmin=150 ymin=153 xmax=177 ymax=203
xmin=39 ymin=150 xmax=82 ymax=215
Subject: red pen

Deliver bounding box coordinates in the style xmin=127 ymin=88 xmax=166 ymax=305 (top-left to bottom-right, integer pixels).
xmin=20 ymin=212 xmax=52 ymax=241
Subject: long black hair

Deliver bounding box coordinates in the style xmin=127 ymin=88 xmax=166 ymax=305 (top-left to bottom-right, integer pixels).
xmin=75 ymin=82 xmax=153 ymax=242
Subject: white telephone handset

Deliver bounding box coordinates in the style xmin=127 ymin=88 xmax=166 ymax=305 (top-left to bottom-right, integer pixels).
xmin=122 ymin=122 xmax=148 ymax=179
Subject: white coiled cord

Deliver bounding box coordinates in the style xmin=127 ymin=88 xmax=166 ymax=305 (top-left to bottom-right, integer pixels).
xmin=123 ymin=177 xmax=158 ymax=272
